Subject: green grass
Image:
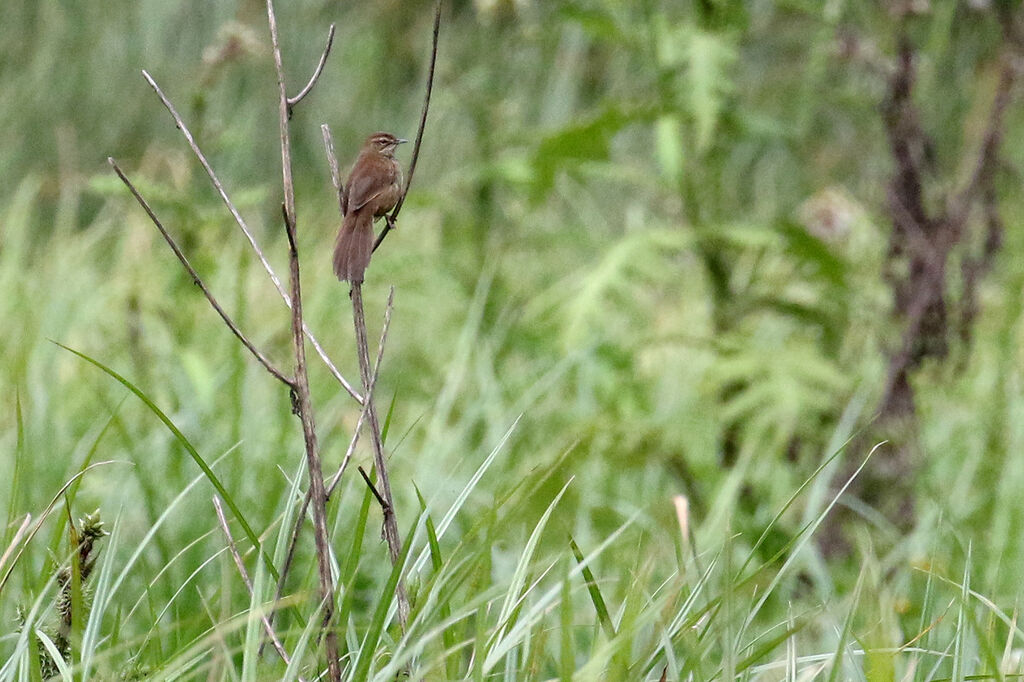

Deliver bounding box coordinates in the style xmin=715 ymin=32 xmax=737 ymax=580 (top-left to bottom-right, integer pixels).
xmin=5 ymin=0 xmax=1024 ymax=679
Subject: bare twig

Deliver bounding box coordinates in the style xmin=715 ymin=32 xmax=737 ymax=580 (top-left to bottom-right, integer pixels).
xmin=350 ymin=282 xmax=409 ymax=626
xmin=327 ymin=286 xmax=395 ymax=496
xmin=878 ymin=37 xmax=1020 ymax=419
xmin=213 ymin=496 xmax=304 ymax=679
xmin=267 ymin=287 xmax=393 ymax=652
xmin=267 ymin=2 xmax=341 ymax=679
xmin=322 ymin=124 xmax=347 ymax=216
xmin=109 ymin=158 xmax=294 ymax=389
xmin=141 ymin=70 xmax=363 ymax=404
xmin=264 ymin=487 xmax=308 ymax=659
xmin=373 ymin=0 xmax=442 ymax=253
xmin=287 ymin=24 xmax=336 ymax=114
xmin=357 ymin=466 xmax=388 ymax=509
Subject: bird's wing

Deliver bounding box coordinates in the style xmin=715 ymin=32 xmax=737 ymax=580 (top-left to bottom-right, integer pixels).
xmin=347 ymin=166 xmax=397 ymax=213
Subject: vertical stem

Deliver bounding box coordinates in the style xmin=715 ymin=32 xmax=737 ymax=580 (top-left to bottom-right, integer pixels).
xmin=350 ymin=282 xmax=409 ymax=626
xmin=267 ymin=1 xmax=341 ymax=678
xmin=287 ymin=221 xmax=341 ymax=678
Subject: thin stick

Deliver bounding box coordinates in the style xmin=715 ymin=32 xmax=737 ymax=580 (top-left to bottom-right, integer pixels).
xmin=141 ymin=70 xmax=363 ymax=405
xmin=109 ymin=158 xmax=293 ymax=389
xmin=267 ymin=286 xmax=394 ymax=652
xmin=350 ymin=282 xmax=409 ymax=626
xmin=373 ymin=0 xmax=442 ymax=253
xmin=327 ymin=286 xmax=395 ymax=496
xmin=213 ymin=496 xmax=305 ymax=680
xmin=322 ymin=124 xmax=347 ymax=216
xmin=357 ymin=466 xmax=388 ymax=509
xmin=267 ymin=2 xmax=341 ymax=679
xmin=287 ymin=24 xmax=336 ymax=113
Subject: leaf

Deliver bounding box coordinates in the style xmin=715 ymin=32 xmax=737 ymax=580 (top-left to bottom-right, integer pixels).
xmin=655 ymin=114 xmax=685 ymax=184
xmin=569 ymin=535 xmax=615 ymax=639
xmin=559 ymin=5 xmax=629 ymax=43
xmin=685 ymin=29 xmax=737 ymax=152
xmin=656 ymin=18 xmax=737 ymax=153
xmin=777 ymin=221 xmax=848 ymax=288
xmin=529 ymin=103 xmax=657 ymax=199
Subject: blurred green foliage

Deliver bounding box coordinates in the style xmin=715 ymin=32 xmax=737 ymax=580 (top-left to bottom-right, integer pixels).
xmin=4 ymin=0 xmax=1024 ymax=676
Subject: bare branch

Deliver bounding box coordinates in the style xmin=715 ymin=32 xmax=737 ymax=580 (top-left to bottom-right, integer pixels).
xmin=141 ymin=70 xmax=363 ymax=405
xmin=268 ymin=287 xmax=394 ymax=650
xmin=327 ymin=286 xmax=395 ymax=497
xmin=213 ymin=496 xmax=305 ymax=680
xmin=266 ymin=2 xmax=341 ymax=678
xmin=373 ymin=0 xmax=442 ymax=253
xmin=357 ymin=466 xmax=388 ymax=510
xmin=287 ymin=24 xmax=336 ymax=114
xmin=350 ymin=282 xmax=408 ymax=626
xmin=109 ymin=158 xmax=294 ymax=389
xmin=321 ymin=124 xmax=347 ymax=217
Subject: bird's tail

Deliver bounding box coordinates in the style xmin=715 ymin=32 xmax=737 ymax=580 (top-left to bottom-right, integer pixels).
xmin=333 ymin=212 xmax=374 ymax=283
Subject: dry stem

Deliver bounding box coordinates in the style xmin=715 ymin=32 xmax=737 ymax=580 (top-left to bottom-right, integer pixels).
xmin=213 ymin=496 xmax=304 ymax=680
xmin=350 ymin=282 xmax=409 ymax=626
xmin=266 ymin=1 xmax=342 ymax=679
xmin=287 ymin=24 xmax=336 ymax=114
xmin=328 ymin=286 xmax=395 ymax=495
xmin=141 ymin=70 xmax=362 ymax=404
xmin=373 ymin=0 xmax=442 ymax=253
xmin=108 ymin=158 xmax=293 ymax=389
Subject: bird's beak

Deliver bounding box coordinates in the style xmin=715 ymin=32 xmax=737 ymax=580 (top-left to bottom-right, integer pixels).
xmin=397 ymin=138 xmax=409 ymax=145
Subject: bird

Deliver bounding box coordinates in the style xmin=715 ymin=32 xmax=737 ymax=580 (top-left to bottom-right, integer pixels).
xmin=333 ymin=132 xmax=407 ymax=283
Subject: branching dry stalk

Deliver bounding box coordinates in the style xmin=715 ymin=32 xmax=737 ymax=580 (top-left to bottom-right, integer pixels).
xmin=267 ymin=285 xmax=394 ymax=647
xmin=213 ymin=496 xmax=305 ymax=681
xmin=819 ymin=16 xmax=1022 ymax=555
xmin=115 ymin=3 xmax=354 ymax=677
xmin=878 ymin=32 xmax=1020 ymax=420
xmin=287 ymin=24 xmax=336 ymax=115
xmin=336 ymin=0 xmax=441 ymax=630
xmin=266 ymin=1 xmax=341 ymax=678
xmin=268 ymin=0 xmax=441 ymax=642
xmin=113 ymin=0 xmax=442 ymax=670
xmin=108 ymin=159 xmax=293 ymax=389
xmin=141 ymin=70 xmax=362 ymax=404
xmin=312 ymin=4 xmax=441 ymax=629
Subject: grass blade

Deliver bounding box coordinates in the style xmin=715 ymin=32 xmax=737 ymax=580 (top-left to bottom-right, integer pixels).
xmin=569 ymin=534 xmax=615 ymax=639
xmin=350 ymin=511 xmax=423 ymax=681
xmin=54 ymin=342 xmax=279 ymax=582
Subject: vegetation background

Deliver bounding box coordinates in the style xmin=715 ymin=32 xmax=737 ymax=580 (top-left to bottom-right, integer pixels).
xmin=2 ymin=0 xmax=1024 ymax=679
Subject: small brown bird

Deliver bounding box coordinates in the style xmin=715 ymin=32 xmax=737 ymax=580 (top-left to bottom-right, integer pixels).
xmin=333 ymin=132 xmax=407 ymax=283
